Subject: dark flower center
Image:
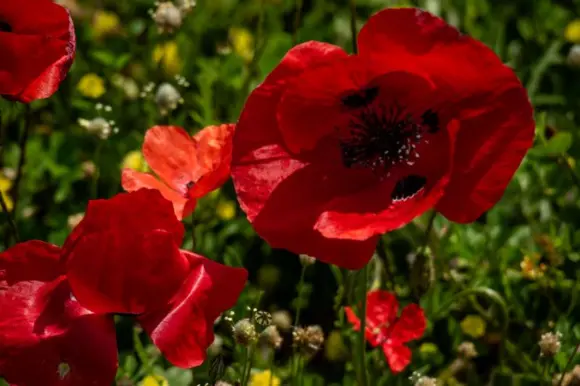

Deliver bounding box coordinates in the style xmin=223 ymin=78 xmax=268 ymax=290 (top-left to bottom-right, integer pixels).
xmin=339 ymin=103 xmax=439 ymax=172
xmin=0 ymin=21 xmax=11 ymax=33
xmin=392 ymin=175 xmax=427 ymax=202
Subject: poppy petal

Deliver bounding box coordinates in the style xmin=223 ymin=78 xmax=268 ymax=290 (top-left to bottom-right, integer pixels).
xmin=381 ymin=343 xmax=412 ymax=374
xmin=357 ymin=8 xmax=534 ymax=222
xmin=188 ymin=124 xmax=235 ymax=198
xmin=0 ymin=243 xmax=117 ymax=386
xmin=366 ymin=290 xmax=399 ymax=331
xmin=435 ymin=86 xmax=534 ymax=222
xmin=121 ymin=168 xmax=195 ymax=220
xmin=344 ymin=304 xmax=385 ymax=347
xmin=65 ymin=229 xmax=189 ymax=315
xmin=233 ymin=42 xmax=377 ymax=269
xmin=138 ymin=250 xmax=247 ymax=368
xmin=389 ymin=304 xmax=426 ymax=344
xmin=0 ymin=240 xmax=62 ymax=284
xmin=0 ymin=0 xmax=75 ymax=102
xmin=143 ymin=126 xmax=197 ymax=195
xmin=62 ymin=189 xmax=184 ymax=259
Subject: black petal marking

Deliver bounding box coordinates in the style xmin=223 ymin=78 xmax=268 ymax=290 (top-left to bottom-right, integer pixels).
xmin=341 ymin=87 xmax=379 ymax=108
xmin=186 ymin=181 xmax=195 ymax=189
xmin=391 ymin=175 xmax=426 ymax=202
xmin=422 ymin=109 xmax=439 ymax=133
xmin=0 ymin=21 xmax=11 ymax=33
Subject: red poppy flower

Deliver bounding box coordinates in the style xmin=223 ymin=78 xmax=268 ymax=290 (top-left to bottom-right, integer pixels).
xmin=0 ymin=241 xmax=118 ymax=386
xmin=231 ymin=8 xmax=534 ymax=269
xmin=122 ymin=124 xmax=235 ymax=220
xmin=0 ymin=0 xmax=76 ymax=103
xmin=345 ymin=290 xmax=426 ymax=373
xmin=61 ymin=189 xmax=248 ymax=368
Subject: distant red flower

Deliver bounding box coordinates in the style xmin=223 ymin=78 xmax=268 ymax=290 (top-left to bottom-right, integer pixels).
xmin=0 ymin=0 xmax=76 ymax=103
xmin=0 ymin=241 xmax=117 ymax=386
xmin=345 ymin=290 xmax=426 ymax=373
xmin=122 ymin=124 xmax=235 ymax=220
xmin=231 ymin=8 xmax=534 ymax=269
xmin=61 ymin=189 xmax=247 ymax=368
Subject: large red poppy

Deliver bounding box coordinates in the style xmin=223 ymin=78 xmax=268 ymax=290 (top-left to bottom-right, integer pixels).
xmin=0 ymin=241 xmax=118 ymax=386
xmin=0 ymin=0 xmax=76 ymax=103
xmin=122 ymin=124 xmax=235 ymax=220
xmin=61 ymin=189 xmax=248 ymax=368
xmin=345 ymin=290 xmax=426 ymax=373
xmin=231 ymin=8 xmax=534 ymax=269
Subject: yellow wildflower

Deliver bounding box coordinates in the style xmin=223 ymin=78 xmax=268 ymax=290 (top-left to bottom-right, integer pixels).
xmin=140 ymin=375 xmax=169 ymax=386
xmin=77 ymin=74 xmax=106 ymax=99
xmin=250 ymin=370 xmax=280 ymax=386
xmin=122 ymin=150 xmax=147 ymax=172
xmin=92 ymin=10 xmax=120 ymax=38
xmin=229 ymin=27 xmax=254 ymax=62
xmin=216 ymin=200 xmax=236 ymax=221
xmin=153 ymin=41 xmax=183 ymax=76
xmin=0 ymin=176 xmax=13 ymax=212
xmin=565 ymin=20 xmax=580 ymax=43
xmin=460 ymin=315 xmax=486 ymax=339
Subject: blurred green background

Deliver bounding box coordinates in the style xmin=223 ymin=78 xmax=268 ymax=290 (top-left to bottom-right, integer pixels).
xmin=3 ymin=0 xmax=580 ymax=385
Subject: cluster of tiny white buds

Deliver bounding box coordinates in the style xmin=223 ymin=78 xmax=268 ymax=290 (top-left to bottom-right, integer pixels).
xmin=154 ymin=82 xmax=183 ymax=115
xmin=174 ymin=74 xmax=190 ymax=87
xmin=140 ymin=82 xmax=156 ymax=98
xmin=175 ymin=0 xmax=196 ymax=14
xmin=410 ymin=372 xmax=438 ymax=386
xmin=95 ymin=103 xmax=113 ymax=113
xmin=223 ymin=310 xmax=236 ymax=324
xmin=539 ymin=331 xmax=562 ymax=357
xmin=78 ymin=116 xmax=119 ymax=139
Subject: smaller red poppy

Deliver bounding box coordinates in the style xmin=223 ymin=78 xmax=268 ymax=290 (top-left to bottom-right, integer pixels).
xmin=62 ymin=189 xmax=248 ymax=368
xmin=0 ymin=0 xmax=76 ymax=103
xmin=0 ymin=241 xmax=118 ymax=386
xmin=345 ymin=290 xmax=426 ymax=373
xmin=122 ymin=124 xmax=235 ymax=220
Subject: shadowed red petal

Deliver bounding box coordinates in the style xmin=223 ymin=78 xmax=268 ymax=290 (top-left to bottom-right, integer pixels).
xmin=357 ymin=8 xmax=534 ymax=222
xmin=0 ymin=243 xmax=117 ymax=386
xmin=121 ymin=169 xmax=195 ymax=220
xmin=62 ymin=189 xmax=184 ymax=259
xmin=366 ymin=290 xmax=399 ymax=331
xmin=65 ymin=230 xmax=189 ymax=315
xmin=233 ymin=42 xmax=377 ymax=269
xmin=382 ymin=343 xmax=411 ymax=374
xmin=0 ymin=241 xmax=62 ymax=284
xmin=188 ymin=124 xmax=235 ymax=198
xmin=143 ymin=126 xmax=197 ymax=195
xmin=0 ymin=0 xmax=75 ymax=102
xmin=389 ymin=304 xmax=426 ymax=344
xmin=138 ymin=250 xmax=247 ymax=368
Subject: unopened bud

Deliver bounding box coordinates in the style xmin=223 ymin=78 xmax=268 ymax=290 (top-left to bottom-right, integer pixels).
xmin=260 ymin=325 xmax=283 ymax=349
xmin=271 ymin=310 xmax=292 ymax=331
xmin=410 ymin=253 xmax=435 ymax=299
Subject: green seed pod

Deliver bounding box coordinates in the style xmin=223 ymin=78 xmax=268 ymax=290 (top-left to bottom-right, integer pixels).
xmin=410 ymin=253 xmax=435 ymax=300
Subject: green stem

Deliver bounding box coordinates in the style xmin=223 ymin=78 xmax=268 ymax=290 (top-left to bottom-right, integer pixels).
xmin=0 ymin=191 xmax=18 ymax=244
xmin=292 ymin=0 xmax=304 ymax=45
xmin=421 ymin=210 xmax=437 ymax=254
xmin=91 ymin=140 xmax=104 ymax=199
xmin=357 ymin=264 xmax=369 ymax=386
xmin=557 ymin=343 xmax=580 ymax=386
xmin=349 ymin=0 xmax=358 ymax=54
xmin=268 ymin=352 xmax=275 ymax=386
xmin=11 ymin=105 xmax=32 ymax=215
xmin=558 ymin=155 xmax=580 ymax=190
xmin=240 ymin=346 xmax=253 ymax=386
xmin=292 ymin=264 xmax=308 ymax=386
xmin=375 ymin=237 xmax=394 ymax=290
xmin=133 ymin=327 xmax=154 ymax=376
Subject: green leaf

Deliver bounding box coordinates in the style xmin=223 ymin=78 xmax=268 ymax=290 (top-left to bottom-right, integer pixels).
xmin=529 ymin=132 xmax=573 ymax=158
